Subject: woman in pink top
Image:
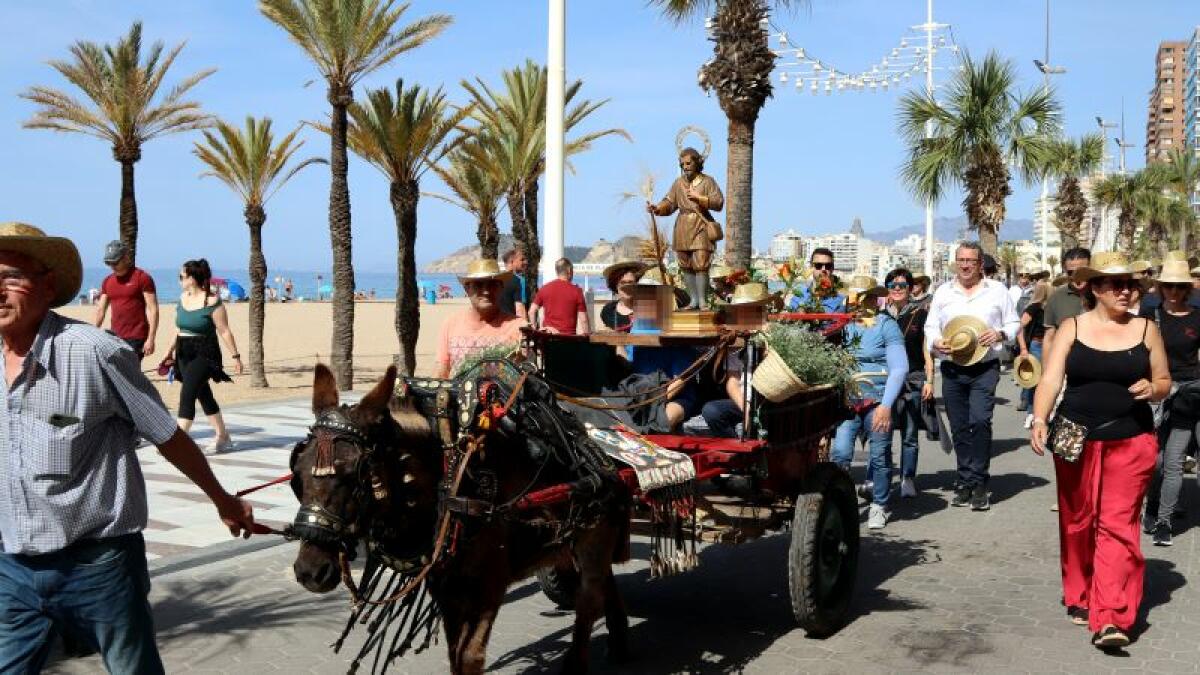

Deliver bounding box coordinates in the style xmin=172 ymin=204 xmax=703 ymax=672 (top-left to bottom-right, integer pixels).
xmin=436 ymin=260 xmax=526 ymax=378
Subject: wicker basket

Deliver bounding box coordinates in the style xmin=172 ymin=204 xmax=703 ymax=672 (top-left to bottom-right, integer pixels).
xmin=752 ymin=349 xmax=810 ymax=402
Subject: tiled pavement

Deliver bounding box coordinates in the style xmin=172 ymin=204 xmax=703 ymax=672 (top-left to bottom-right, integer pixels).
xmin=49 ymin=380 xmax=1200 ymax=673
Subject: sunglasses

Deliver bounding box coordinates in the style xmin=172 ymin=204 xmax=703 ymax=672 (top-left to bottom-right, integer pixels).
xmin=1093 ymin=278 xmax=1139 ymax=292
xmin=1162 ymin=283 xmax=1191 ymax=292
xmin=812 ymin=262 xmax=834 ymax=271
xmin=886 ymin=281 xmax=910 ymax=290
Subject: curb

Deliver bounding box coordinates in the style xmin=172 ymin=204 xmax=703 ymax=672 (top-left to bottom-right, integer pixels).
xmin=149 ymin=532 xmax=292 ymax=579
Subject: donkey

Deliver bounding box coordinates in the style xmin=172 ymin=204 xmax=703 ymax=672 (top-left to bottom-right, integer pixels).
xmin=290 ymin=364 xmax=631 ymax=674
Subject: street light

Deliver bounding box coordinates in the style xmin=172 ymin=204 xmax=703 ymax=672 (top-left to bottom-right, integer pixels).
xmin=1033 ymin=0 xmax=1065 ymax=269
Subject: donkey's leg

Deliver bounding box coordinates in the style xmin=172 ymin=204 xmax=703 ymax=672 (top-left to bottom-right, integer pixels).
xmin=455 ymin=577 xmax=506 ymax=675
xmin=561 ymin=532 xmax=614 ymax=674
xmin=602 ymin=569 xmax=631 ymax=663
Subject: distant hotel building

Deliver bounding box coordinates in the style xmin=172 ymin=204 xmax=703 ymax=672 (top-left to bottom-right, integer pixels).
xmin=1188 ymin=28 xmax=1200 ymax=157
xmin=768 ymin=229 xmax=805 ymax=262
xmin=1032 ymin=193 xmax=1061 ymax=253
xmin=1147 ymin=40 xmax=1187 ymax=164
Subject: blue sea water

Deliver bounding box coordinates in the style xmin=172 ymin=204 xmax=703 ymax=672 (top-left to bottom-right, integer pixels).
xmin=79 ymin=268 xmax=608 ymax=304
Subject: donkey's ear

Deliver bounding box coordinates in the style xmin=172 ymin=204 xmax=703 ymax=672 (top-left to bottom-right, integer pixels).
xmin=358 ymin=365 xmax=398 ymax=420
xmin=312 ymin=364 xmax=339 ymax=413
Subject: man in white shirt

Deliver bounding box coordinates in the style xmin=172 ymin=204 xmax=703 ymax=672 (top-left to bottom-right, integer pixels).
xmin=1008 ymin=272 xmax=1031 ymax=310
xmin=924 ymin=241 xmax=1020 ymax=511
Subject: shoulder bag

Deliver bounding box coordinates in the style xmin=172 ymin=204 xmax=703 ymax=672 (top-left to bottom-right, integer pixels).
xmin=1047 ymin=416 xmax=1118 ymax=463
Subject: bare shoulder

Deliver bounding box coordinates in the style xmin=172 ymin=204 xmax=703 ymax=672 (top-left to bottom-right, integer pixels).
xmin=205 ymin=295 xmax=222 ymax=308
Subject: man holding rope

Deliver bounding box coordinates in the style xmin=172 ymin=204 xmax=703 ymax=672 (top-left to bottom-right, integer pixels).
xmin=0 ymin=223 xmax=255 ymax=673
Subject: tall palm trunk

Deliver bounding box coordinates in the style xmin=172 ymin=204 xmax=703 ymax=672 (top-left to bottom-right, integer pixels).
xmin=477 ymin=212 xmax=499 ymax=260
xmin=1116 ymin=212 xmax=1136 ymax=252
xmin=245 ymin=205 xmax=269 ymax=388
xmin=522 ymin=182 xmax=541 ymax=292
xmin=505 ymin=187 xmax=534 ymax=297
xmin=115 ymin=148 xmax=141 ymax=264
xmin=391 ymin=180 xmax=420 ymax=376
xmin=963 ymin=151 xmax=1010 ymax=257
xmin=725 ymin=116 xmax=755 ymax=270
xmin=328 ymin=88 xmax=355 ymax=390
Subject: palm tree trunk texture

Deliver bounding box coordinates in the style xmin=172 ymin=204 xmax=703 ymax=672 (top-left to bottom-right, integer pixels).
xmin=477 ymin=212 xmax=499 ymax=261
xmin=327 ymin=90 xmax=355 ymax=390
xmin=725 ymin=117 xmax=755 ymax=271
xmin=521 ymin=183 xmax=541 ymax=292
xmin=118 ymin=157 xmax=139 ymax=264
xmin=391 ymin=180 xmax=421 ymax=376
xmin=245 ymin=206 xmax=269 ymax=388
xmin=1117 ymin=213 xmax=1136 ymax=252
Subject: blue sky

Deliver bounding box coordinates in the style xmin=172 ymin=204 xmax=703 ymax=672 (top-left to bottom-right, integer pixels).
xmin=2 ymin=1 xmax=1196 ymax=273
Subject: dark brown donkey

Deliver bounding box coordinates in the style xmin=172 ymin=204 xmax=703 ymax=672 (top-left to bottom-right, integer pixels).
xmin=290 ymin=364 xmax=631 ymax=674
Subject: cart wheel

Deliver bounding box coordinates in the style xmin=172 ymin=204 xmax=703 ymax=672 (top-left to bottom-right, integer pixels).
xmin=789 ymin=464 xmax=859 ymax=636
xmin=536 ymin=564 xmax=580 ymax=610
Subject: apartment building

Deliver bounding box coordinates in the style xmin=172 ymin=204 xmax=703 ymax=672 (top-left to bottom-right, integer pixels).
xmin=1147 ymin=40 xmax=1187 ymax=164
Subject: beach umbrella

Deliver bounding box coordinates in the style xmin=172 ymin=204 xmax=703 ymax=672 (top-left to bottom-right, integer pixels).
xmin=226 ymin=280 xmax=247 ymax=300
xmin=318 ymin=284 xmax=333 ymax=295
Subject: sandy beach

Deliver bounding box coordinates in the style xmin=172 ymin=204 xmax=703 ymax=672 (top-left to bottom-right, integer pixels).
xmin=60 ymin=298 xmax=606 ymax=409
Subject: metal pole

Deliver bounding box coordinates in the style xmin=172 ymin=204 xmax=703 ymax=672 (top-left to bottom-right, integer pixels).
xmin=542 ymin=0 xmax=566 ymax=284
xmin=1038 ymin=0 xmax=1050 ymax=269
xmin=923 ymin=0 xmax=934 ymax=277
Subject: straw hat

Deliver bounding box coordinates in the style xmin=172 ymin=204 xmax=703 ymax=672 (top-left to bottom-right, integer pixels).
xmin=942 ymin=315 xmax=990 ymax=366
xmin=602 ymin=260 xmax=648 ymax=291
xmin=1030 ymin=269 xmax=1052 ymax=281
xmin=639 ymin=268 xmax=691 ymax=308
xmin=1013 ymin=353 xmax=1042 ymax=389
xmin=1158 ymin=259 xmax=1194 ymax=284
xmin=457 ymin=259 xmax=513 ymax=284
xmin=1163 ymin=250 xmax=1189 ymax=263
xmin=709 ymin=263 xmax=734 ymax=281
xmin=0 ymin=222 xmax=82 ymax=307
xmin=1074 ymin=252 xmax=1139 ymax=282
xmin=727 ymin=281 xmax=781 ymax=307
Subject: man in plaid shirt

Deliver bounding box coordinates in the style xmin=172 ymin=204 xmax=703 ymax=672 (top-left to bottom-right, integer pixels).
xmin=0 ymin=222 xmax=256 ymax=673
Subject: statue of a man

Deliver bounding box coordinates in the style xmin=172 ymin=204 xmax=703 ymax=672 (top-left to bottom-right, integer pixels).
xmin=647 ymin=147 xmax=724 ymax=310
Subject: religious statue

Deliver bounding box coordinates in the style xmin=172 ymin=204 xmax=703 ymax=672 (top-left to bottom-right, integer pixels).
xmin=646 ymin=147 xmax=725 ymax=310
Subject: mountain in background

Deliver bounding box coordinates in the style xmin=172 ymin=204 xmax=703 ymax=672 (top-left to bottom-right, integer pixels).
xmin=422 ymin=234 xmax=592 ymax=273
xmin=863 ymin=215 xmax=1034 ymax=245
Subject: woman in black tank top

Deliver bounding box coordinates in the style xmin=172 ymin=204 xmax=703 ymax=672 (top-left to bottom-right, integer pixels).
xmin=1028 ymin=253 xmax=1171 ymax=649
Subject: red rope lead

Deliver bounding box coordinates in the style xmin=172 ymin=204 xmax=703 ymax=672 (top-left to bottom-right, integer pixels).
xmin=235 ymin=473 xmax=294 ymax=497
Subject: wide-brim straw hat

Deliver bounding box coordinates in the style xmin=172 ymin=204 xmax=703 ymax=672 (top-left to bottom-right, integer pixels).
xmin=457 ymin=259 xmax=513 ymax=284
xmin=0 ymin=222 xmax=82 ymax=307
xmin=1074 ymin=252 xmax=1139 ymax=282
xmin=1163 ymin=250 xmax=1189 ymax=263
xmin=1129 ymin=259 xmax=1153 ymax=275
xmin=709 ymin=263 xmax=734 ymax=281
xmin=1158 ymin=260 xmax=1195 ymax=284
xmin=603 ymin=260 xmax=648 ymax=291
xmin=943 ymin=315 xmax=990 ymax=366
xmin=846 ymin=275 xmax=885 ymax=304
xmin=728 ymin=281 xmax=781 ymax=307
xmin=1013 ymin=353 xmax=1042 ymax=389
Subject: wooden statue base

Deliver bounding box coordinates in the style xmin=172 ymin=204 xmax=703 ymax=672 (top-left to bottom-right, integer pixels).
xmin=669 ymin=310 xmax=720 ymax=334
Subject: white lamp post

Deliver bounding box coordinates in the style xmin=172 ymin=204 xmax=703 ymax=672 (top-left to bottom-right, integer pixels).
xmin=542 ymin=0 xmax=566 ymax=285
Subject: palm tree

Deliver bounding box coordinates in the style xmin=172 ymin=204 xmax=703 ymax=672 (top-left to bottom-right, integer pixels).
xmin=1147 ymin=147 xmax=1200 ymax=250
xmin=1134 ymin=174 xmax=1194 ymax=258
xmin=649 ymin=0 xmax=804 ymax=270
xmin=1092 ymin=171 xmax=1155 ymax=252
xmin=21 ymin=22 xmax=214 ymax=263
xmin=259 ymin=0 xmax=451 ymax=390
xmin=997 ymin=242 xmax=1021 ymax=284
xmin=318 ymin=80 xmax=469 ymax=376
xmin=1047 ymin=254 xmax=1059 ymax=272
xmin=193 ymin=117 xmax=325 ymax=387
xmin=461 ymin=60 xmax=628 ymax=292
xmin=427 ymin=136 xmax=506 ymax=260
xmin=898 ymin=52 xmax=1060 ymax=257
xmin=1039 ymin=133 xmax=1103 ymax=252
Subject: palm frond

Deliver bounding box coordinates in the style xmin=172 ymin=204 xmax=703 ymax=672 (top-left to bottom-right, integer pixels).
xmin=193 ymin=116 xmax=325 ymax=208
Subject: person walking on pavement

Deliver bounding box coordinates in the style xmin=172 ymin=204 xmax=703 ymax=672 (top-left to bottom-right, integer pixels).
xmin=92 ymin=240 xmax=158 ymax=359
xmin=528 ymin=258 xmax=589 ymax=335
xmin=924 ymin=241 xmax=1019 ymax=511
xmin=884 ymin=268 xmax=934 ymax=499
xmin=0 ymin=223 xmax=255 ymax=673
xmin=1140 ymin=259 xmax=1200 ymax=546
xmin=161 ymin=259 xmax=243 ymax=455
xmin=1042 ymin=248 xmax=1092 ymax=362
xmin=1030 ymin=251 xmax=1170 ymax=649
xmin=1016 ymin=281 xmax=1051 ymax=421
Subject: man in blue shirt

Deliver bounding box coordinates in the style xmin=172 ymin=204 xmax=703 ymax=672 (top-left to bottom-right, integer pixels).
xmin=788 ymin=247 xmax=848 ymax=313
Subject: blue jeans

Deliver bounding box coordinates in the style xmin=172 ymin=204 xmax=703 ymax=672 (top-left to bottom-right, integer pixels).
xmin=897 ymin=376 xmax=924 ymax=479
xmin=832 ymin=404 xmax=894 ymax=505
xmin=0 ymin=533 xmax=163 ymax=674
xmin=1019 ymin=340 xmax=1043 ymax=410
xmin=701 ymin=398 xmax=742 ymax=438
xmin=941 ymin=360 xmax=1001 ymax=488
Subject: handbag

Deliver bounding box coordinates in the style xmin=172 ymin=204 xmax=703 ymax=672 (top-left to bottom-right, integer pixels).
xmin=704 ymin=219 xmax=723 ymax=243
xmin=1047 ymin=416 xmax=1118 ymax=463
xmin=156 ymin=357 xmax=175 ymax=378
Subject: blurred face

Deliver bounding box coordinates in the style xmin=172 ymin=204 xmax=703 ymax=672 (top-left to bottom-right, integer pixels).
xmin=509 ymin=252 xmax=527 ymax=273
xmin=0 ymin=252 xmax=54 ymax=338
xmin=810 ymin=254 xmax=834 ymax=279
xmin=886 ymin=276 xmax=912 ymax=305
xmin=1089 ymin=275 xmax=1136 ymax=312
xmin=1065 ymin=256 xmax=1090 ymax=290
xmin=1018 ymin=274 xmax=1030 ymax=288
xmin=178 ymin=268 xmax=198 ymax=292
xmin=466 ymin=279 xmax=502 ymax=317
xmin=616 ymin=272 xmax=639 ymax=301
xmin=954 ymin=247 xmax=982 ymax=285
xmin=107 ymin=254 xmax=131 ymax=276
xmin=1161 ymin=282 xmax=1192 ymax=307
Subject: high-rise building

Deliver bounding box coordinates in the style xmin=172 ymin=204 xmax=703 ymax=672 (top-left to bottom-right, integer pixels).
xmin=1148 ymin=40 xmax=1187 ymax=164
xmin=1033 ymin=193 xmax=1061 ymax=253
xmin=768 ymin=229 xmax=804 ymax=262
xmin=1187 ymin=29 xmax=1200 ymax=156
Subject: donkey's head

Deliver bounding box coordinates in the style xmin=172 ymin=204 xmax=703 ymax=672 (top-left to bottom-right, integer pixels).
xmin=290 ymin=364 xmax=440 ymax=593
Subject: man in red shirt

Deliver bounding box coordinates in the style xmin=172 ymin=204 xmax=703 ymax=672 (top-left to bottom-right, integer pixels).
xmin=530 ymin=258 xmax=589 ymax=335
xmin=93 ymin=240 xmax=158 ymax=359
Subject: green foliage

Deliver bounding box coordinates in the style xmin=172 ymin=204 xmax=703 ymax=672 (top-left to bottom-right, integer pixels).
xmin=193 ymin=116 xmax=325 ymax=207
xmin=759 ymin=322 xmax=857 ymax=391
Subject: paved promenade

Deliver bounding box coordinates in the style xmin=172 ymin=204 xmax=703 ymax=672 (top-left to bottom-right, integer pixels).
xmin=49 ymin=379 xmax=1200 ymax=673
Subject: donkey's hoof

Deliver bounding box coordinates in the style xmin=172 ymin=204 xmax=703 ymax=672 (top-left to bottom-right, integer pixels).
xmin=605 ymin=640 xmax=632 ymax=664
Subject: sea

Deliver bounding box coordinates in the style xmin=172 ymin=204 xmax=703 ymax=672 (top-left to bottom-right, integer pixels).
xmin=79 ymin=268 xmax=610 ymax=303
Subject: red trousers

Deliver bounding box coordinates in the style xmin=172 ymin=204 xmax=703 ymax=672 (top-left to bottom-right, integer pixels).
xmin=1053 ymin=432 xmax=1157 ymax=632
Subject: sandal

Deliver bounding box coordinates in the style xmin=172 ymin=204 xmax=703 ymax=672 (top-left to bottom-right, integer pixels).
xmin=1091 ymin=625 xmax=1129 ymax=649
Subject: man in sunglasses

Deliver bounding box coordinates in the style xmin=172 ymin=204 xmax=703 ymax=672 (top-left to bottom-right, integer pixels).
xmin=787 ymin=247 xmax=848 ymax=313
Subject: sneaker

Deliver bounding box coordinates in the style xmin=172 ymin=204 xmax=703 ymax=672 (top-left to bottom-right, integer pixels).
xmin=1142 ymin=510 xmax=1158 ymax=535
xmin=900 ymin=477 xmax=917 ymax=499
xmin=1091 ymin=625 xmax=1129 ymax=649
xmin=970 ymin=485 xmax=990 ymax=511
xmin=204 ymin=437 xmax=235 ymax=456
xmin=950 ymin=486 xmax=972 ymax=507
xmin=1153 ymin=521 xmax=1173 ymax=547
xmin=1023 ymin=414 xmax=1034 ymax=429
xmin=1185 ymin=456 xmax=1197 ymax=475
xmin=857 ymin=481 xmax=874 ymax=501
xmin=867 ymin=504 xmax=890 ymax=529
xmin=1067 ymin=606 xmax=1089 ymax=626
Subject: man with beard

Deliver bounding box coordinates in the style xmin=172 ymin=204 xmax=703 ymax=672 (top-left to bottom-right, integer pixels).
xmin=647 ymin=147 xmax=724 ymax=310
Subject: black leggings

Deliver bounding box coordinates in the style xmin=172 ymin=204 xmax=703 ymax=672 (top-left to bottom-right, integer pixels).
xmin=177 ymin=353 xmax=220 ymax=420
